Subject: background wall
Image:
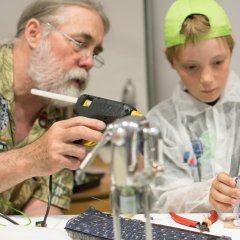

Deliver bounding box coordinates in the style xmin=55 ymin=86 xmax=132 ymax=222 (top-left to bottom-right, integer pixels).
xmin=147 ymin=0 xmax=240 ymax=107
xmin=0 ymin=0 xmax=148 ymax=113
xmin=1 ymin=1 xmax=239 ymax=112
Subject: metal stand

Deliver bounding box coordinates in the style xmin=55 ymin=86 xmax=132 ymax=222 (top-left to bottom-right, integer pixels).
xmin=79 ymin=116 xmax=163 ymax=240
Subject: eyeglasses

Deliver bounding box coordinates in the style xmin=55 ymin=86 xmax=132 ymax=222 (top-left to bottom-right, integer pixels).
xmin=42 ymin=22 xmax=104 ymax=68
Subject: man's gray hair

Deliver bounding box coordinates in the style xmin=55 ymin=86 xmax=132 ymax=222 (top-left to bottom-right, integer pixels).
xmin=16 ymin=0 xmax=110 ymax=37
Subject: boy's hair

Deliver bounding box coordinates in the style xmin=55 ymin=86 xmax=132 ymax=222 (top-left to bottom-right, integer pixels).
xmin=165 ymin=14 xmax=234 ymax=64
xmin=16 ymin=0 xmax=110 ymax=37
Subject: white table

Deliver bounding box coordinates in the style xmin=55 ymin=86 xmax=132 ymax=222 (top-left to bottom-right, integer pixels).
xmin=0 ymin=215 xmax=72 ymax=240
xmin=135 ymin=213 xmax=240 ymax=240
xmin=0 ymin=213 xmax=239 ymax=239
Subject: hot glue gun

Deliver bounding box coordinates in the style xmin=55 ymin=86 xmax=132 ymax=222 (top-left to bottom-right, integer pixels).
xmin=31 ymin=89 xmax=142 ymax=146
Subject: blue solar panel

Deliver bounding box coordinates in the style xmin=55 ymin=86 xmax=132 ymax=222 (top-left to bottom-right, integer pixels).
xmin=65 ymin=207 xmax=232 ymax=240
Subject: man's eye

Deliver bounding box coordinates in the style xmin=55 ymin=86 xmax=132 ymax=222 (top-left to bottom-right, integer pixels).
xmin=72 ymin=41 xmax=88 ymax=52
xmin=74 ymin=40 xmax=87 ymax=49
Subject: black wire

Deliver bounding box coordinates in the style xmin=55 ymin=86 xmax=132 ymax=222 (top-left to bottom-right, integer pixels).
xmin=0 ymin=212 xmax=20 ymax=225
xmin=41 ymin=175 xmax=53 ymax=227
xmin=0 ymin=175 xmax=53 ymax=227
xmin=0 ymin=176 xmax=53 ymax=227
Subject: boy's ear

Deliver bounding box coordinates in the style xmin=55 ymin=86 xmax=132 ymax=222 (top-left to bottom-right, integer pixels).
xmin=162 ymin=48 xmax=175 ymax=68
xmin=162 ymin=48 xmax=167 ymax=54
xmin=24 ymin=18 xmax=42 ymax=49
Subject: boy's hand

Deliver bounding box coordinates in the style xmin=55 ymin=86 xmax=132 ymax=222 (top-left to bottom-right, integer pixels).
xmin=209 ymin=172 xmax=240 ymax=211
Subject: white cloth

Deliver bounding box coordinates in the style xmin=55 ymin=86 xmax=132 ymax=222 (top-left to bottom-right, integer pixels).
xmin=147 ymin=71 xmax=240 ymax=213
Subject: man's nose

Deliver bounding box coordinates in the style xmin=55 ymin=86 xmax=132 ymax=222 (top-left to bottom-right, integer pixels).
xmin=77 ymin=53 xmax=94 ymax=70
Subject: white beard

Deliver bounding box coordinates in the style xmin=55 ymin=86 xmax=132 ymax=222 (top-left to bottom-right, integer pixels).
xmin=28 ymin=38 xmax=89 ymax=107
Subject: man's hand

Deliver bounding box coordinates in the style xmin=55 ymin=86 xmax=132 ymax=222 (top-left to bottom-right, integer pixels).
xmin=26 ymin=116 xmax=106 ymax=176
xmin=0 ymin=116 xmax=105 ymax=192
xmin=209 ymin=172 xmax=240 ymax=211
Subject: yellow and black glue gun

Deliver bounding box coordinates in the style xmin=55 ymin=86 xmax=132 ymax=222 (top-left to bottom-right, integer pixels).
xmin=31 ymin=89 xmax=142 ymax=146
xmin=75 ymin=94 xmax=142 ymax=124
xmin=75 ymin=94 xmax=142 ymax=146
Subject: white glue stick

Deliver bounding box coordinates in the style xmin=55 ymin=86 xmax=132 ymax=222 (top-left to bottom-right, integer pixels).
xmin=31 ymin=88 xmax=78 ymax=104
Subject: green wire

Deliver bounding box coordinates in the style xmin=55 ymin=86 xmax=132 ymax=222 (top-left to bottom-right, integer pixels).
xmin=0 ymin=199 xmax=32 ymax=227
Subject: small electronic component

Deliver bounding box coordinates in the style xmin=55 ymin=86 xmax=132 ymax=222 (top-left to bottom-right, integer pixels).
xmin=35 ymin=221 xmax=47 ymax=227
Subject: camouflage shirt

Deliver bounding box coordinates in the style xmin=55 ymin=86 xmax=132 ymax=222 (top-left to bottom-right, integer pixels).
xmin=0 ymin=44 xmax=74 ymax=214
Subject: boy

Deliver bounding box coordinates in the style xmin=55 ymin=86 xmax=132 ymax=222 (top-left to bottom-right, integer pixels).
xmin=147 ymin=0 xmax=240 ymax=213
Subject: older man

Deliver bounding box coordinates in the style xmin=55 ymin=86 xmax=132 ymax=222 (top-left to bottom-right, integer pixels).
xmin=0 ymin=0 xmax=109 ymax=215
